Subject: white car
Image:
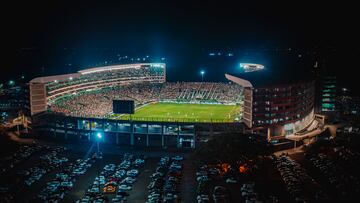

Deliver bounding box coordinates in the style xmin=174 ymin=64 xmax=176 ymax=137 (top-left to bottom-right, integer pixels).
xmin=123 ymin=177 xmax=136 ymax=184
xmin=134 ymin=159 xmax=145 ymax=165
xmin=197 ymin=194 xmax=210 ymax=202
xmin=226 ymin=178 xmax=237 ymax=183
xmin=197 ymin=175 xmax=208 ymax=182
xmin=118 ymin=184 xmax=132 ymax=191
xmin=172 ymin=156 xmax=183 ymax=161
xmin=127 ymin=169 xmax=139 ymax=177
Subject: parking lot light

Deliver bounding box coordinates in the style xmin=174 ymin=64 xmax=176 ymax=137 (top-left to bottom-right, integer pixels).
xmin=96 ymin=132 xmax=103 ymax=153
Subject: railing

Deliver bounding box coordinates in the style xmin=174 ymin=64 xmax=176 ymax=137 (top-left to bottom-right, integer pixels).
xmin=46 ymin=110 xmax=238 ymax=123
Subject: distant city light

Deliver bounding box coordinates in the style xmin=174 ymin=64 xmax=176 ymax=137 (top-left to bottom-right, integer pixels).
xmin=227 ymin=53 xmax=233 ymax=56
xmin=209 ymin=52 xmax=215 ymax=56
xmin=217 ymin=52 xmax=222 ymax=56
xmin=21 ymin=75 xmax=25 ymax=79
xmin=8 ymin=80 xmax=15 ymax=86
xmin=69 ymin=77 xmax=73 ymax=80
xmin=342 ymin=88 xmax=348 ymax=91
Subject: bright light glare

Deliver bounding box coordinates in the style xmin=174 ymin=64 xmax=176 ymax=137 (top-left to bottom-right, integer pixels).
xmin=97 ymin=132 xmax=102 ymax=139
xmin=240 ymin=63 xmax=264 ymax=72
xmin=200 ymin=71 xmax=205 ymax=75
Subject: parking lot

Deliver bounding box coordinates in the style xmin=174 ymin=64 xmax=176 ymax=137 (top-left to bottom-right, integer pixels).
xmin=0 ymin=137 xmax=195 ymax=203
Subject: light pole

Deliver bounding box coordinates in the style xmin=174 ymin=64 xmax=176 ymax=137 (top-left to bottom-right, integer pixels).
xmin=96 ymin=132 xmax=102 ymax=153
xmin=200 ymin=70 xmax=205 ymax=82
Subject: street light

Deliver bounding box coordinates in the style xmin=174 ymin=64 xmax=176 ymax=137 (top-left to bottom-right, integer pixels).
xmin=96 ymin=132 xmax=102 ymax=153
xmin=200 ymin=70 xmax=205 ymax=81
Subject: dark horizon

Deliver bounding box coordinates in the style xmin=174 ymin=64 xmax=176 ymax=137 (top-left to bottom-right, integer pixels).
xmin=1 ymin=1 xmax=359 ymax=93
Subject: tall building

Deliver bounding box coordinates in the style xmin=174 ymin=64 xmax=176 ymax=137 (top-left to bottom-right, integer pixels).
xmin=320 ymin=76 xmax=336 ymax=112
xmin=226 ymin=63 xmax=315 ymax=140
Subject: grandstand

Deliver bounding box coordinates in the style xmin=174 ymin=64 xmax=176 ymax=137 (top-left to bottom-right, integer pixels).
xmin=30 ymin=63 xmax=243 ymax=122
xmin=30 ymin=63 xmax=166 ymax=115
xmin=49 ymin=82 xmax=243 ymax=122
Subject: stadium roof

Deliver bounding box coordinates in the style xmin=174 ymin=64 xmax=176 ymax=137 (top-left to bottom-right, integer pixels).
xmin=29 ymin=73 xmax=81 ymax=83
xmin=30 ymin=63 xmax=166 ymax=83
xmin=78 ymin=63 xmax=165 ymax=75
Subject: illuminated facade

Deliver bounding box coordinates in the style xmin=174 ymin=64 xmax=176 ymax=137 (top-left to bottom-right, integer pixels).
xmin=320 ymin=76 xmax=336 ymax=112
xmin=29 ymin=63 xmax=166 ymax=115
xmin=226 ymin=69 xmax=315 ymax=140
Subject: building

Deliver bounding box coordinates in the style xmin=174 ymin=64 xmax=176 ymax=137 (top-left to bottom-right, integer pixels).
xmin=29 ymin=63 xmax=166 ymax=116
xmin=29 ymin=61 xmax=315 ymax=145
xmin=225 ymin=64 xmax=315 ymax=140
xmin=320 ymin=76 xmax=336 ymax=112
xmin=0 ymin=85 xmax=29 ymax=111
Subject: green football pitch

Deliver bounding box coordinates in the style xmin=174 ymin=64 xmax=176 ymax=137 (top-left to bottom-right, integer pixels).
xmin=108 ymin=102 xmax=241 ymax=122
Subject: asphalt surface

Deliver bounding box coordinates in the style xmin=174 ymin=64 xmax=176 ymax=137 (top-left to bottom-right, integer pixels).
xmin=1 ymin=134 xmax=198 ymax=203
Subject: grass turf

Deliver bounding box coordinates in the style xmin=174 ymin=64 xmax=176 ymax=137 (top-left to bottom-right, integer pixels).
xmin=109 ymin=102 xmax=241 ymax=122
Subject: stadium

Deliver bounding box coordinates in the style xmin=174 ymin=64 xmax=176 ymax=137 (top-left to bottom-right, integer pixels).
xmin=29 ymin=62 xmax=316 ymax=148
xmin=30 ymin=63 xmax=244 ymax=148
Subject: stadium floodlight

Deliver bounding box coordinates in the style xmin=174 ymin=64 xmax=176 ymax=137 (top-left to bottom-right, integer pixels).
xmin=200 ymin=70 xmax=205 ymax=81
xmin=240 ymin=63 xmax=264 ymax=72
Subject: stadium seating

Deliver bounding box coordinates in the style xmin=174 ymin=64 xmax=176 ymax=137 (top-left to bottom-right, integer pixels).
xmin=49 ymin=82 xmax=243 ymax=118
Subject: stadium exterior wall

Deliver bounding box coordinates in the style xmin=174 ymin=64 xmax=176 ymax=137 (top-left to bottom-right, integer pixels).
xmin=32 ymin=113 xmax=196 ymax=149
xmin=226 ymin=74 xmax=315 ymax=140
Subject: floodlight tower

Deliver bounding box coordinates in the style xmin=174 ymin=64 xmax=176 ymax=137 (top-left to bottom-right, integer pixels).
xmin=200 ymin=70 xmax=205 ymax=82
xmin=96 ymin=132 xmax=102 ymax=153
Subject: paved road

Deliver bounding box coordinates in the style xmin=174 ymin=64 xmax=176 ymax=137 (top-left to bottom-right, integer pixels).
xmin=180 ymin=158 xmax=197 ymax=203
xmin=127 ymin=158 xmax=158 ymax=203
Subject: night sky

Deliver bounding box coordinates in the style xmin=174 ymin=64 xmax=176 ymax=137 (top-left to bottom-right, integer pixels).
xmin=1 ymin=1 xmax=359 ymax=93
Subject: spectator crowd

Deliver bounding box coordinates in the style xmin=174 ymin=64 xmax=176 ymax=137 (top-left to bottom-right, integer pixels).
xmin=49 ymin=82 xmax=243 ymax=118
